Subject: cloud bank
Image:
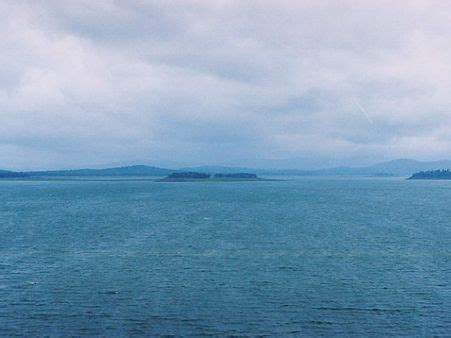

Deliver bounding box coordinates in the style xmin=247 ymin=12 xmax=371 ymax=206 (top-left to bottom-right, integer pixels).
xmin=2 ymin=0 xmax=451 ymax=169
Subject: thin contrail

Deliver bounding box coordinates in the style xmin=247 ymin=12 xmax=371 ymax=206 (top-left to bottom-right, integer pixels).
xmin=353 ymin=98 xmax=374 ymax=125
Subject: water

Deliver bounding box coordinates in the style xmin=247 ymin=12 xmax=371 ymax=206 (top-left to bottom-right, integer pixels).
xmin=1 ymin=178 xmax=450 ymax=336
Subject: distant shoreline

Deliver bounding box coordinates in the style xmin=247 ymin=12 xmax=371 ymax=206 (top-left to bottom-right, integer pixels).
xmin=3 ymin=159 xmax=451 ymax=179
xmin=408 ymin=169 xmax=451 ymax=180
xmin=0 ymin=176 xmax=163 ymax=182
xmin=0 ymin=176 xmax=280 ymax=182
xmin=156 ymin=177 xmax=279 ymax=182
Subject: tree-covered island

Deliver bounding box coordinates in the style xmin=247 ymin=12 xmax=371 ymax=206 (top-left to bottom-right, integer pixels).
xmin=159 ymin=172 xmax=268 ymax=182
xmin=408 ymin=169 xmax=451 ymax=180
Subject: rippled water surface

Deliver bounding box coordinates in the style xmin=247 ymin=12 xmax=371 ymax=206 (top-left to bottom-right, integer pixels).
xmin=1 ymin=178 xmax=451 ymax=336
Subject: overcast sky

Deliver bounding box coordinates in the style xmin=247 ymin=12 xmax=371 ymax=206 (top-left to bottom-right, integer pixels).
xmin=2 ymin=0 xmax=451 ymax=170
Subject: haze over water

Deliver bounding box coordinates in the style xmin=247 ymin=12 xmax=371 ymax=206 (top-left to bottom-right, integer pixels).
xmin=1 ymin=178 xmax=450 ymax=336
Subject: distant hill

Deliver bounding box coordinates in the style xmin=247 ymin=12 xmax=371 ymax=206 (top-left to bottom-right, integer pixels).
xmin=3 ymin=159 xmax=451 ymax=179
xmin=183 ymin=159 xmax=451 ymax=177
xmin=27 ymin=165 xmax=175 ymax=177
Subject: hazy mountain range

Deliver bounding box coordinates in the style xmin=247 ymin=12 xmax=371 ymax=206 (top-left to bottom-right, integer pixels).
xmin=181 ymin=159 xmax=451 ymax=177
xmin=2 ymin=159 xmax=451 ymax=178
xmin=27 ymin=165 xmax=174 ymax=177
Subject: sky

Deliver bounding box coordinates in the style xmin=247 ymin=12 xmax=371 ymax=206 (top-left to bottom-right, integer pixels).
xmin=2 ymin=0 xmax=451 ymax=170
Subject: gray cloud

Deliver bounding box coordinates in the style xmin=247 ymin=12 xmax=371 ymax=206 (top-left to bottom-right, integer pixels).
xmin=2 ymin=0 xmax=451 ymax=169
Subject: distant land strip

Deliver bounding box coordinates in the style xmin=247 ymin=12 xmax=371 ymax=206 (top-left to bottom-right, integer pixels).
xmin=408 ymin=169 xmax=451 ymax=180
xmin=2 ymin=159 xmax=451 ymax=178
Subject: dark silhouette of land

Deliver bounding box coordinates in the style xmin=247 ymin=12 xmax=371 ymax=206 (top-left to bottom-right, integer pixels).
xmin=408 ymin=169 xmax=451 ymax=180
xmin=179 ymin=159 xmax=451 ymax=177
xmin=167 ymin=172 xmax=210 ymax=179
xmin=0 ymin=170 xmax=28 ymax=178
xmin=158 ymin=172 xmax=265 ymax=182
xmin=24 ymin=165 xmax=174 ymax=177
xmin=214 ymin=173 xmax=257 ymax=179
xmin=3 ymin=159 xmax=451 ymax=179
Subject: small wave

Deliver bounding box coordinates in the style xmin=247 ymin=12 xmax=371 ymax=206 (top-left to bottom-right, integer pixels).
xmin=307 ymin=320 xmax=336 ymax=326
xmin=278 ymin=266 xmax=301 ymax=271
xmin=317 ymin=307 xmax=416 ymax=313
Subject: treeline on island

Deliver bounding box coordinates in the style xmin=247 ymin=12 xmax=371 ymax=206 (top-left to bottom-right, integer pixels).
xmin=166 ymin=172 xmax=258 ymax=179
xmin=3 ymin=159 xmax=451 ymax=179
xmin=408 ymin=169 xmax=451 ymax=180
xmin=0 ymin=166 xmax=260 ymax=180
xmin=167 ymin=172 xmax=210 ymax=179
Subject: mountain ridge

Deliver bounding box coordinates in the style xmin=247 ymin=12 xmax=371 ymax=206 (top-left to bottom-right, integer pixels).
xmin=26 ymin=165 xmax=175 ymax=177
xmin=2 ymin=159 xmax=451 ymax=177
xmin=182 ymin=159 xmax=451 ymax=176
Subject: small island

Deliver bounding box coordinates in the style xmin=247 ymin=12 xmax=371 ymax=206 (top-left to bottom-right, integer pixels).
xmin=158 ymin=172 xmax=272 ymax=182
xmin=408 ymin=169 xmax=451 ymax=180
xmin=166 ymin=172 xmax=211 ymax=179
xmin=214 ymin=173 xmax=258 ymax=179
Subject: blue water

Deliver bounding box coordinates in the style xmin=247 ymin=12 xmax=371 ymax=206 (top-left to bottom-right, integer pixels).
xmin=1 ymin=178 xmax=451 ymax=336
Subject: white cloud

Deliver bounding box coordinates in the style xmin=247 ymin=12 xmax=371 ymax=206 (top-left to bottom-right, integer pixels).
xmin=1 ymin=0 xmax=451 ymax=169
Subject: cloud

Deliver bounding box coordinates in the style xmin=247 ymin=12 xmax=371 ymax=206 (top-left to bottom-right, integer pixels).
xmin=1 ymin=0 xmax=451 ymax=169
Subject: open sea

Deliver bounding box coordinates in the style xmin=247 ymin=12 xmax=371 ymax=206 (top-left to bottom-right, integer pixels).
xmin=1 ymin=177 xmax=450 ymax=336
